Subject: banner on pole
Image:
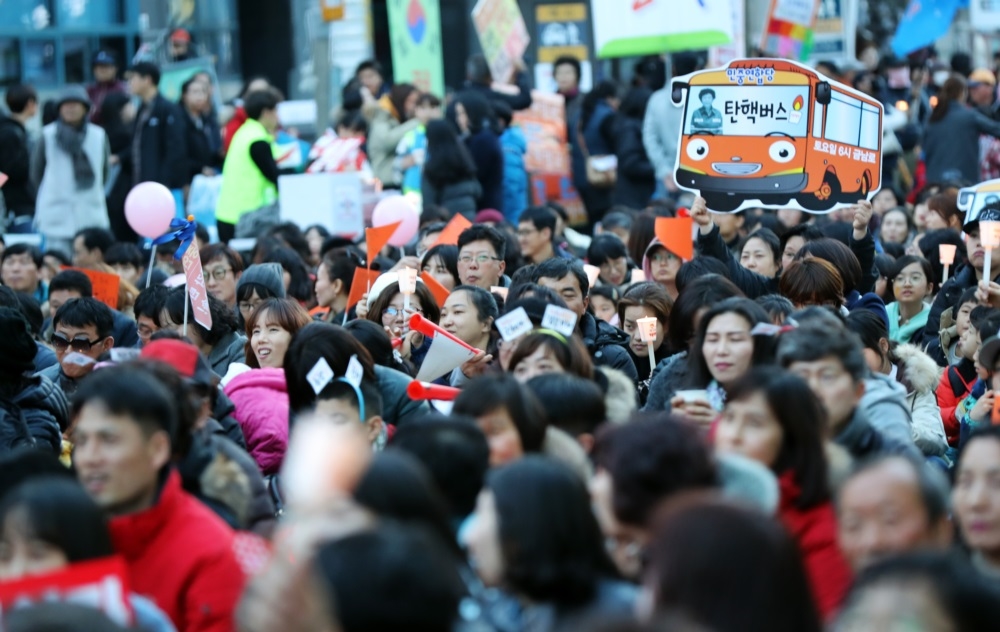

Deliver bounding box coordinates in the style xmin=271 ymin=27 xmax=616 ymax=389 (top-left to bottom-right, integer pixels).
xmin=387 ymin=0 xmax=445 ymax=95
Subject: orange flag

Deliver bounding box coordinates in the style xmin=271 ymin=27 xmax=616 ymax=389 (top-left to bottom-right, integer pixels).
xmin=366 ymin=222 xmax=402 ymax=265
xmin=430 ymin=214 xmax=473 ymax=249
xmin=654 ymin=216 xmax=694 ymax=261
xmin=75 ymin=268 xmax=120 ymax=310
xmin=420 ymin=271 xmax=451 ymax=308
xmin=347 ymin=268 xmax=383 ymax=310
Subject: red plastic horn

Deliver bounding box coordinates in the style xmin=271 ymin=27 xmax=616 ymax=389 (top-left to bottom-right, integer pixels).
xmin=406 ymin=381 xmax=461 ymax=401
xmin=408 ymin=313 xmax=480 ymax=353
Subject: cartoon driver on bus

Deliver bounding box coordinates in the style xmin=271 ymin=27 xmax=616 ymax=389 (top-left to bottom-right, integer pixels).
xmin=690 ymin=88 xmax=722 ymax=133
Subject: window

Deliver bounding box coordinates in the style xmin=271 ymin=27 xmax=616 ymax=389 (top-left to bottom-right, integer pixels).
xmin=22 ymin=39 xmax=56 ymax=85
xmin=812 ymin=102 xmax=823 ymax=138
xmin=0 ymin=39 xmax=20 ymax=87
xmin=823 ymin=91 xmax=881 ymax=150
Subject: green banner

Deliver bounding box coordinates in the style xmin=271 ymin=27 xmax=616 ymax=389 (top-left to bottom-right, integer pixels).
xmin=387 ymin=0 xmax=445 ymax=97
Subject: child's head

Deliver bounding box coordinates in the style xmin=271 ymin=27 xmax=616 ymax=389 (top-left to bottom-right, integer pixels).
xmin=335 ymin=110 xmax=368 ymax=139
xmin=314 ymin=380 xmax=384 ymax=448
xmin=589 ymin=285 xmax=620 ymax=325
xmin=954 ymin=287 xmax=979 ymax=341
xmin=492 ymin=100 xmax=513 ymax=132
xmin=969 ymin=307 xmax=1000 ymax=373
xmin=415 ymin=93 xmax=442 ymax=124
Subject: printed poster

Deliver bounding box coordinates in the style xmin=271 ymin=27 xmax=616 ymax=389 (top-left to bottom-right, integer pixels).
xmin=671 ymin=58 xmax=883 ymax=214
xmin=591 ymin=0 xmax=733 ymax=59
xmin=387 ymin=0 xmax=445 ymax=96
xmin=0 ymin=556 xmax=133 ymax=625
xmin=807 ymin=0 xmax=857 ymax=64
xmin=471 ymin=0 xmax=530 ymax=83
xmin=760 ymin=0 xmax=821 ymax=61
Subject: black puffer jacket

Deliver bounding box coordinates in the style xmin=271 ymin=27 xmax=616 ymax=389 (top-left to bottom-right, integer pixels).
xmin=579 ymin=312 xmax=638 ymax=381
xmin=1 ymin=375 xmax=69 ymax=454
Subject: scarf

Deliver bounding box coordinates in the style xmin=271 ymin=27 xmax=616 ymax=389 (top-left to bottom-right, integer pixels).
xmin=55 ymin=119 xmax=95 ymax=190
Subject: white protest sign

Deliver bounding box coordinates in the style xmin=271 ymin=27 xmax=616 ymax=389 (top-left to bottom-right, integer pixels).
xmin=279 ymin=172 xmax=364 ymax=237
xmin=541 ymin=305 xmax=577 ymax=337
xmin=495 ymin=307 xmax=534 ymax=342
xmin=345 ymin=354 xmax=364 ymax=388
xmin=307 ymin=357 xmax=335 ymax=395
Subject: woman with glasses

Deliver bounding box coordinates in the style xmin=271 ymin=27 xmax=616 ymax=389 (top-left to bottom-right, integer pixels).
xmin=235 ymin=263 xmax=287 ymax=327
xmin=365 ymin=273 xmax=441 ymax=373
xmin=641 ymin=238 xmax=683 ymax=300
xmin=885 ymin=255 xmax=934 ymax=344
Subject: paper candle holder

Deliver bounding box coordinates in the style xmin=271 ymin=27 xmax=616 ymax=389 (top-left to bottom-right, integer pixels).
xmin=398 ymin=267 xmax=418 ymax=294
xmin=982 ymin=221 xmax=1000 ymax=250
xmin=636 ymin=316 xmax=658 ymax=343
xmin=938 ymin=244 xmax=957 ymax=266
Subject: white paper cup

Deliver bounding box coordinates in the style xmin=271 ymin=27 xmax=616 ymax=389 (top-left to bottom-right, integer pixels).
xmin=674 ymin=389 xmax=710 ymax=404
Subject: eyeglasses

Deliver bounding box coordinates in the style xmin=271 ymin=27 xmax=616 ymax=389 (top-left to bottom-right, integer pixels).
xmin=51 ymin=333 xmax=106 ymax=353
xmin=383 ymin=306 xmax=422 ymax=318
xmin=459 ymin=254 xmax=501 ymax=265
xmin=651 ymin=252 xmax=678 ymax=264
xmin=239 ymin=301 xmax=263 ymax=314
xmin=894 ymin=273 xmax=926 ymax=285
xmin=203 ymin=268 xmax=233 ymax=282
xmin=516 ymin=228 xmax=538 ymax=237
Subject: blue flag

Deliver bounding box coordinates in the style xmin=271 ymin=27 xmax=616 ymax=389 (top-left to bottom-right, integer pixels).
xmin=891 ymin=0 xmax=964 ymax=57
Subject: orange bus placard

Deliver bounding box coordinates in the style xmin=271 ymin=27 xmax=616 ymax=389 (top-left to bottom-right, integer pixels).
xmin=670 ymin=58 xmax=883 ymax=214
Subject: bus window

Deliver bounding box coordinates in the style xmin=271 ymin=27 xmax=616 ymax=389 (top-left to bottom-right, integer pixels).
xmin=823 ymin=92 xmax=865 ymax=146
xmin=859 ymin=103 xmax=880 ymax=151
xmin=812 ymin=103 xmax=824 ymax=138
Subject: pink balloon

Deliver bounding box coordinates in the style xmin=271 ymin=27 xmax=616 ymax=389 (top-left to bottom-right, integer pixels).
xmin=125 ymin=182 xmax=176 ymax=238
xmin=372 ymin=196 xmax=420 ymax=247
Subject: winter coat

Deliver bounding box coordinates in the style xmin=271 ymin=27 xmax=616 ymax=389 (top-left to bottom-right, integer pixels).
xmin=936 ymin=358 xmax=976 ymax=446
xmin=887 ymin=301 xmax=930 ymax=344
xmin=374 ymin=364 xmax=432 ymax=427
xmin=892 ymin=345 xmax=948 ymax=457
xmin=578 ymin=312 xmax=638 ymax=381
xmin=212 ymin=391 xmax=248 ymax=450
xmin=123 ymin=94 xmax=189 ymax=189
xmin=922 ymin=101 xmax=1000 ymax=183
xmin=570 ymin=102 xmax=616 ymax=217
xmin=859 ymin=373 xmax=921 ymax=459
xmin=0 ymin=115 xmax=35 ymax=216
xmin=642 ymin=87 xmax=683 ymax=182
xmin=500 ymin=125 xmax=528 ymax=222
xmin=32 ymin=121 xmax=111 ymax=242
xmin=32 ymin=342 xmax=57 ymax=373
xmin=477 ymin=578 xmax=636 ymax=632
xmin=0 ymin=375 xmax=67 ymax=454
xmin=777 ymin=472 xmax=852 ymax=619
xmin=208 ymin=331 xmax=247 ymax=378
xmin=643 ymin=351 xmax=689 ymax=412
xmin=365 ymin=105 xmax=420 ymax=187
xmin=180 ymin=110 xmax=222 ymax=183
xmin=36 ymin=363 xmax=82 ymax=401
xmin=612 ymin=115 xmax=655 ymax=209
xmin=599 ymin=366 xmax=639 ymax=424
xmin=109 ymin=469 xmax=246 ymax=632
xmin=835 ymin=402 xmax=916 ymax=461
xmin=922 ymin=265 xmax=980 ymax=366
xmin=223 ymin=368 xmax=288 ymax=476
xmin=421 ymin=174 xmax=482 ymax=220
xmin=465 ymin=129 xmax=505 ymax=211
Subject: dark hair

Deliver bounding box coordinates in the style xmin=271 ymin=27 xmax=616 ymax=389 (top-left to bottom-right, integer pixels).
xmin=343 ymin=319 xmax=409 ymax=374
xmin=453 ymin=374 xmax=548 ymax=452
xmin=779 ymin=223 xmax=824 ymax=261
xmin=129 ymin=61 xmax=160 ymax=85
xmin=367 ymin=281 xmax=441 ymax=327
xmin=0 ymin=476 xmax=112 ymax=563
xmin=675 ymin=257 xmax=729 ymax=293
xmin=971 ymin=306 xmax=1000 ymax=339
xmin=553 ymin=56 xmax=582 ymax=82
xmin=319 ymin=379 xmax=383 ymax=423
xmin=244 ymin=298 xmax=311 ymax=368
xmin=134 ymin=285 xmax=170 ymax=323
xmin=839 ymin=454 xmax=951 ymax=527
xmin=14 ymin=293 xmax=43 ymax=338
xmin=931 ymin=75 xmax=966 ymax=122
xmin=52 ymin=297 xmax=113 ymax=339
xmin=458 ymin=224 xmax=506 ymax=260
xmin=687 ymin=298 xmax=773 ymax=388
xmin=452 ymin=91 xmax=493 ymax=134
xmin=526 ymin=373 xmax=605 ymax=437
xmin=756 ymin=294 xmax=795 ymax=323
xmin=103 ymin=243 xmax=143 ymax=268
xmin=1 ymin=244 xmax=42 ymax=268
xmin=918 ymin=228 xmax=966 ymax=291
xmin=627 ymin=215 xmax=655 ymax=266
xmin=593 ymin=412 xmax=717 ymax=526
xmin=739 ymin=228 xmax=781 ymax=265
xmin=667 ymin=275 xmax=743 ymax=353
xmin=449 ymin=285 xmax=498 ymax=325
xmin=581 ymin=79 xmax=619 ymax=129
xmin=779 ymin=259 xmax=845 ymax=308
xmin=71 ymin=364 xmax=177 ymax=441
xmin=355 ymin=59 xmax=383 ymax=77
xmin=508 ymin=330 xmax=595 ymax=380
xmin=417 ymin=92 xmax=442 ymax=108
xmin=487 ymin=456 xmax=620 ymax=604
xmin=313 ymin=522 xmax=465 ymax=632
xmin=335 ymin=108 xmax=368 ymax=136
xmin=200 ymin=243 xmax=245 ymax=274
xmin=726 ymin=368 xmax=830 ymax=508
xmin=777 ymin=322 xmax=867 ymax=383
xmin=49 ymin=270 xmax=93 ymax=297
xmin=72 ymin=229 xmax=114 ymax=256
xmin=466 ymin=54 xmax=493 ymax=84
xmin=244 ymin=88 xmax=280 ymax=119
xmin=388 ymin=83 xmax=418 ymax=123
xmin=620 ymin=87 xmax=652 ymax=119
xmin=163 ymin=288 xmax=239 ymax=346
xmin=5 ymin=84 xmax=37 ymax=114
xmin=532 ymin=258 xmax=590 ymax=297
xmin=283 ymin=323 xmax=377 ymax=416
xmin=648 ymin=496 xmax=822 ymax=632
xmin=423 ymin=119 xmax=477 ymax=186
xmin=617 ymin=282 xmax=672 ymax=330
xmin=132 ymin=360 xmax=199 ymax=461
xmin=519 ymin=206 xmax=558 ymax=239
xmin=492 ymin=98 xmax=513 ymax=126
xmin=262 ymin=246 xmax=313 ymax=303
xmin=796 ymin=238 xmax=862 ymax=295
xmin=353 ymin=451 xmax=457 ymax=555
xmin=888 ymin=255 xmax=934 ymax=297
xmin=501 ymin=294 xmax=568 ymax=325
xmin=587 ymin=233 xmax=629 ymax=266
xmin=420 ymin=245 xmax=460 ymax=288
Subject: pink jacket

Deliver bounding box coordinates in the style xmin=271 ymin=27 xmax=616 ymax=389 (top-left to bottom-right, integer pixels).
xmin=223 ymin=368 xmax=288 ymax=476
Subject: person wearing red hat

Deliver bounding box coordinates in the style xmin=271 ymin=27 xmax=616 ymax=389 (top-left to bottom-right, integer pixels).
xmin=169 ymin=28 xmax=196 ymax=63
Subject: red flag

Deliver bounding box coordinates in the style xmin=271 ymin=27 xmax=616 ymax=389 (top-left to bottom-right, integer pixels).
xmin=366 ymin=222 xmax=402 ymax=265
xmin=654 ymin=216 xmax=694 ymax=262
xmin=182 ymin=246 xmax=213 ymax=330
xmin=420 ymin=271 xmax=451 ymax=308
xmin=347 ymin=267 xmax=383 ymax=310
xmin=430 ymin=214 xmax=473 ymax=249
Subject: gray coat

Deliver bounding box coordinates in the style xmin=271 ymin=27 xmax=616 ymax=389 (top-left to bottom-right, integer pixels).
xmin=922 ymin=101 xmax=1000 ymax=183
xmin=642 ymin=87 xmax=683 ymax=182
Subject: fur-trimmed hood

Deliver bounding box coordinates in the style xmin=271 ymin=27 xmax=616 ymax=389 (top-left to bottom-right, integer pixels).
xmin=894 ymin=343 xmax=941 ymax=395
xmin=597 ymin=366 xmax=638 ymax=424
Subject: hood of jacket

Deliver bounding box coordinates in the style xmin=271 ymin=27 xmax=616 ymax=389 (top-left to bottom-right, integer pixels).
xmin=14 ymin=374 xmax=69 ymax=431
xmin=236 ymin=263 xmax=286 ymax=299
xmin=579 ymin=311 xmax=629 ymax=350
xmin=894 ymin=343 xmax=940 ymax=395
xmin=835 ymin=407 xmax=883 ymax=458
xmin=596 ymin=366 xmax=638 ymax=424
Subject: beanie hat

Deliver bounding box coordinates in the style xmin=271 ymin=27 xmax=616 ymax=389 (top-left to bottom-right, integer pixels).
xmin=0 ymin=307 xmax=38 ymax=378
xmin=236 ymin=263 xmax=286 ymax=299
xmin=56 ymin=85 xmax=92 ymax=113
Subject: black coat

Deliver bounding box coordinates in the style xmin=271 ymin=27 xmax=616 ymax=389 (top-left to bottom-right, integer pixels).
xmin=579 ymin=312 xmax=638 ymax=381
xmin=613 ymin=115 xmax=655 ymax=209
xmin=465 ymin=130 xmax=505 ymax=212
xmin=0 ymin=375 xmax=69 ymax=454
xmin=0 ymin=115 xmax=35 ymax=216
xmin=123 ymin=94 xmax=188 ymax=189
xmin=180 ymin=111 xmax=222 ymax=182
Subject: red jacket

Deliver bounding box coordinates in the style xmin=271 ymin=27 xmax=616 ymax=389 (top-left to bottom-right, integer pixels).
xmin=936 ymin=364 xmax=975 ymax=446
xmin=109 ymin=470 xmax=246 ymax=631
xmin=777 ymin=471 xmax=852 ymax=620
xmin=222 ymin=106 xmax=248 ymax=155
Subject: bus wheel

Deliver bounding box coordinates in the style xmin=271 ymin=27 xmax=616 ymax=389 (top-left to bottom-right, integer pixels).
xmin=800 ymin=172 xmax=841 ymax=211
xmin=858 ymin=171 xmax=872 ymax=197
xmin=704 ymin=194 xmax=741 ymax=212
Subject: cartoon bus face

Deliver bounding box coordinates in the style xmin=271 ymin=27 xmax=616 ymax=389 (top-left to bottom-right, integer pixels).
xmin=672 ymin=60 xmax=882 ymax=213
xmin=958 ymin=180 xmax=1000 ymax=225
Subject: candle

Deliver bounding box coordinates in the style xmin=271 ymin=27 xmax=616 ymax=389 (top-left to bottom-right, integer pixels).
xmin=939 ymin=244 xmax=957 ymax=285
xmin=398 ymin=267 xmax=418 ymax=311
xmin=636 ymin=316 xmax=659 ymax=376
xmin=981 ymin=221 xmax=1000 ymax=284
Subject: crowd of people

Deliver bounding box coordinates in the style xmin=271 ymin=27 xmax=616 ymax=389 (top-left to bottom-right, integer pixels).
xmin=2 ymin=44 xmax=1000 ymax=631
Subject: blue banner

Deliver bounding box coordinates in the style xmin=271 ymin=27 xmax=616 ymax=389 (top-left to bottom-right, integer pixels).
xmin=891 ymin=0 xmax=965 ymax=57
